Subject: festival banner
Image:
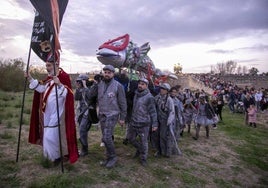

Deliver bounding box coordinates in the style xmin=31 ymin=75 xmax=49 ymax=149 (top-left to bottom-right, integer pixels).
xmin=29 ymin=0 xmax=68 ymax=62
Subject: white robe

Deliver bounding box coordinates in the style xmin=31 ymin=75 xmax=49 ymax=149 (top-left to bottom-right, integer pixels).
xmin=30 ymin=79 xmax=68 ymax=161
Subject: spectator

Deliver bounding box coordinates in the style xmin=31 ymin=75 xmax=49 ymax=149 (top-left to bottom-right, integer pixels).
xmin=183 ymin=99 xmax=197 ymax=133
xmin=248 ymin=104 xmax=257 ymax=128
xmin=228 ymin=88 xmax=236 ymax=113
xmin=243 ymin=92 xmax=255 ymax=125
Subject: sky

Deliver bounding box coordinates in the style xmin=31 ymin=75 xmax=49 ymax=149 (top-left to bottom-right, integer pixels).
xmin=0 ymin=0 xmax=268 ymax=73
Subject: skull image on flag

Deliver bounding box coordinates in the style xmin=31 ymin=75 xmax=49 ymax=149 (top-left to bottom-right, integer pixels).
xmin=30 ymin=0 xmax=68 ymax=62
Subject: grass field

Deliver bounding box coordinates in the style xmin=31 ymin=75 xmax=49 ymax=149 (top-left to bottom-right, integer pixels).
xmin=0 ymin=90 xmax=267 ymax=187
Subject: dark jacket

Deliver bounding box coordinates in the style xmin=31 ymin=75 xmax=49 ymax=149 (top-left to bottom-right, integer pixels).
xmin=131 ymin=89 xmax=158 ymax=128
xmin=205 ymin=103 xmax=215 ymax=119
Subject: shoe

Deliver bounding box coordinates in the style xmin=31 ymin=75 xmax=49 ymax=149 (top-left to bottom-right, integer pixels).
xmin=100 ymin=159 xmax=108 ymax=166
xmin=193 ymin=136 xmax=198 ymax=140
xmin=140 ymin=159 xmax=147 ymax=167
xmin=133 ymin=150 xmax=140 ymax=158
xmin=63 ymin=155 xmax=69 ymax=162
xmin=53 ymin=158 xmax=61 ymax=166
xmin=154 ymin=151 xmax=161 ymax=158
xmin=105 ymin=156 xmax=117 ymax=168
xmin=122 ymin=138 xmax=128 ymax=145
xmin=100 ymin=142 xmax=105 ymax=147
xmin=79 ymin=150 xmax=88 ymax=157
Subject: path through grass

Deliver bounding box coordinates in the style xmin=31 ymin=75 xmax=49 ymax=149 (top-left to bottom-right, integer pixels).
xmin=0 ymin=90 xmax=267 ymax=187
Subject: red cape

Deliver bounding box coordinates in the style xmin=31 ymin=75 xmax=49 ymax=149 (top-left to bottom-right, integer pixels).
xmin=28 ymin=69 xmax=78 ymax=163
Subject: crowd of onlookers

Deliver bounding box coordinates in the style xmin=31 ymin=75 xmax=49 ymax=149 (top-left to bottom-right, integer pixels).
xmin=193 ymin=74 xmax=268 ymax=114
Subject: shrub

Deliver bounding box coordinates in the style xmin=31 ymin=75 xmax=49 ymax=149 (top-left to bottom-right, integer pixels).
xmin=0 ymin=59 xmax=25 ymax=91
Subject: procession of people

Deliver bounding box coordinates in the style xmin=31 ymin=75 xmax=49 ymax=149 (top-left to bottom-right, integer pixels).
xmin=25 ymin=60 xmax=246 ymax=168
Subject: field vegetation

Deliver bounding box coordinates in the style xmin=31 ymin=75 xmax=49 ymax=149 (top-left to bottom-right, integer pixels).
xmin=0 ymin=89 xmax=267 ymax=187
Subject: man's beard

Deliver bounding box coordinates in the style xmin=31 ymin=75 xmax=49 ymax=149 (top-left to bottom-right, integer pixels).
xmin=103 ymin=77 xmax=112 ymax=83
xmin=138 ymin=87 xmax=144 ymax=92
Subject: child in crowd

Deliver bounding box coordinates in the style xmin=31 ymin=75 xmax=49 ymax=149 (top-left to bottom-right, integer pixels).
xmin=247 ymin=104 xmax=257 ymax=128
xmin=210 ymin=96 xmax=218 ymax=129
xmin=183 ymin=99 xmax=197 ymax=133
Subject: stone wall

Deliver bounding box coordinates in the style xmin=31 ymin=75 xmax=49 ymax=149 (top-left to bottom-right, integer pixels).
xmin=169 ymin=75 xmax=214 ymax=94
xmin=217 ymin=75 xmax=268 ymax=89
xmin=170 ymin=74 xmax=268 ymax=94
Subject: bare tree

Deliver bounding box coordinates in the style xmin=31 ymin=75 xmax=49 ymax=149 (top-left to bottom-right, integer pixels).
xmin=236 ymin=65 xmax=242 ymax=74
xmin=210 ymin=65 xmax=215 ymax=74
xmin=225 ymin=60 xmax=237 ymax=74
xmin=212 ymin=60 xmax=238 ymax=75
xmin=214 ymin=62 xmax=226 ymax=75
xmin=242 ymin=66 xmax=248 ymax=74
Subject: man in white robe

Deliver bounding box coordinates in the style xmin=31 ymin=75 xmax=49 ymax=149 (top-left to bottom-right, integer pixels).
xmin=26 ymin=59 xmax=78 ymax=164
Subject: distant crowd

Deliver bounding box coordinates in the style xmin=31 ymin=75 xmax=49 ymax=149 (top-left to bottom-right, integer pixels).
xmin=193 ymin=74 xmax=268 ymax=113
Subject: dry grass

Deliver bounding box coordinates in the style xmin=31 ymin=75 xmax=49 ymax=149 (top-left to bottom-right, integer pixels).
xmin=0 ymin=90 xmax=267 ymax=187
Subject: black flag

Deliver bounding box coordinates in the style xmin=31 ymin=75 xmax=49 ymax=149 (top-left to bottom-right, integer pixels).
xmin=30 ymin=0 xmax=68 ymax=62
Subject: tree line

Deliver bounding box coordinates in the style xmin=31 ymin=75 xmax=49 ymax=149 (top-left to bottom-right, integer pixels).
xmin=210 ymin=60 xmax=262 ymax=75
xmin=1 ymin=58 xmax=267 ymax=92
xmin=0 ymin=58 xmax=44 ymax=92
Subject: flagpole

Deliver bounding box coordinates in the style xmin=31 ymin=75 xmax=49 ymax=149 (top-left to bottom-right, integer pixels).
xmin=54 ymin=60 xmax=64 ymax=173
xmin=51 ymin=44 xmax=64 ymax=173
xmin=16 ymin=19 xmax=34 ymax=163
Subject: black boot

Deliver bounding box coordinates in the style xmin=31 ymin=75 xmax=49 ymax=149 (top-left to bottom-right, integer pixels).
xmin=180 ymin=130 xmax=184 ymax=137
xmin=206 ymin=126 xmax=210 ymax=138
xmin=79 ymin=145 xmax=88 ymax=157
xmin=187 ymin=125 xmax=191 ymax=133
xmin=140 ymin=159 xmax=147 ymax=167
xmin=133 ymin=150 xmax=140 ymax=158
xmin=105 ymin=156 xmax=117 ymax=168
xmin=79 ymin=138 xmax=88 ymax=157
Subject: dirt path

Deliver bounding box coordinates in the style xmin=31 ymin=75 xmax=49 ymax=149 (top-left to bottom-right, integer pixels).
xmin=1 ymin=120 xmax=267 ymax=187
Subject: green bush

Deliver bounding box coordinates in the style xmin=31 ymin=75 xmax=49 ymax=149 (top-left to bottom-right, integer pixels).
xmin=0 ymin=58 xmax=46 ymax=92
xmin=0 ymin=59 xmax=25 ymax=91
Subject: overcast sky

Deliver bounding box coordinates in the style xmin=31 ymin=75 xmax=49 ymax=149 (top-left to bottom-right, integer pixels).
xmin=0 ymin=0 xmax=268 ymax=73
